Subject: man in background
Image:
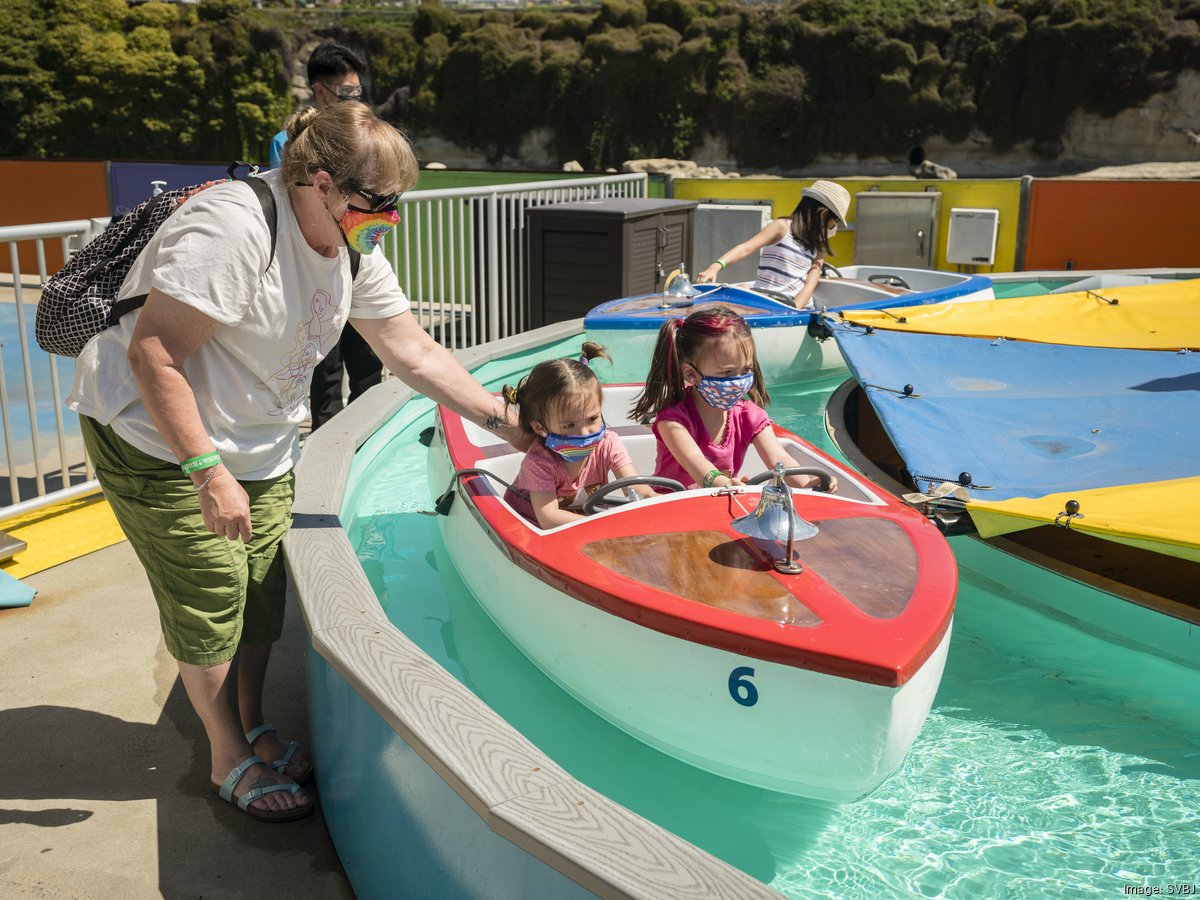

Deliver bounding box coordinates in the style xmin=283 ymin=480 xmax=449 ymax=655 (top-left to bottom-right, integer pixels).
xmin=270 ymin=40 xmax=385 ymax=430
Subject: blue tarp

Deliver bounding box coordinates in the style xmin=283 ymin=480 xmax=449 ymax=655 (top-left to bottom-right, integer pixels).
xmin=0 ymin=568 xmax=36 ymax=608
xmin=831 ymin=322 xmax=1200 ymax=501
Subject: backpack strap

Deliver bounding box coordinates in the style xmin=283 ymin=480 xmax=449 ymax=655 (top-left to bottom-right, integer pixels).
xmin=239 ymin=175 xmax=278 ymax=271
xmin=232 ymin=159 xmax=357 ymax=280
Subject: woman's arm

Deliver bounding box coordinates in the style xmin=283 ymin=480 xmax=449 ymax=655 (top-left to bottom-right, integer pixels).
xmin=352 ymin=311 xmax=531 ymax=451
xmin=695 ymin=219 xmax=790 ymax=284
xmin=128 ymin=288 xmax=252 ymax=541
xmin=750 ymin=429 xmax=838 ymax=493
xmin=658 ymin=420 xmax=741 ymax=487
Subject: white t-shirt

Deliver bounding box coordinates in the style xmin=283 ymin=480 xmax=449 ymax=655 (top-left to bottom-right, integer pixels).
xmin=67 ymin=169 xmax=410 ymax=479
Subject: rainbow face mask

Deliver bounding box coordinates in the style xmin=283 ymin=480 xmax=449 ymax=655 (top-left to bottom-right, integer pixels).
xmin=339 ymin=206 xmax=399 ymax=254
xmin=543 ymin=425 xmax=607 ymax=463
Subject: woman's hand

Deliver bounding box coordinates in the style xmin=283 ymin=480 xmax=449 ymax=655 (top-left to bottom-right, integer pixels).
xmin=196 ymin=468 xmax=253 ymax=540
xmin=695 ymin=263 xmax=722 ymax=284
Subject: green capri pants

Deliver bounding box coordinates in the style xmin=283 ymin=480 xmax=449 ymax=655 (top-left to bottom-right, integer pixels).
xmin=81 ymin=416 xmax=294 ymax=666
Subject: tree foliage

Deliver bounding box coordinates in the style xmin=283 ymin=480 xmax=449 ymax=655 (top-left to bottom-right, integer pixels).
xmin=0 ymin=0 xmax=1193 ymax=168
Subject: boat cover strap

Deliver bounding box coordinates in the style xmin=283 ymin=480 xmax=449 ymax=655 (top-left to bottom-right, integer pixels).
xmin=967 ymin=477 xmax=1200 ymax=563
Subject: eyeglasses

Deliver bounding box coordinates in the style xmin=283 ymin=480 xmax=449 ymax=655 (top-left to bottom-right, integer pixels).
xmin=320 ymin=82 xmax=364 ymax=101
xmin=343 ymin=180 xmax=401 ymax=214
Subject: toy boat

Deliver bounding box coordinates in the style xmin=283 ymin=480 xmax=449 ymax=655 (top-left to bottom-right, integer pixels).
xmin=584 ymin=266 xmax=993 ymax=383
xmin=428 ymin=384 xmax=957 ymax=800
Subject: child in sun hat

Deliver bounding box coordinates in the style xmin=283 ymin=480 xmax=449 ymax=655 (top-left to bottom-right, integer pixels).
xmin=695 ymin=179 xmax=851 ymax=309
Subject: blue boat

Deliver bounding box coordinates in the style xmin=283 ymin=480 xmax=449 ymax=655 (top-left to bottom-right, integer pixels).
xmin=584 ymin=266 xmax=993 ymax=383
xmin=825 ymin=310 xmax=1200 ymax=665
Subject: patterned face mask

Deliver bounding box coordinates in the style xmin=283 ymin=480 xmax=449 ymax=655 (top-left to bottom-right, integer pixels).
xmin=696 ymin=372 xmax=754 ymax=410
xmin=339 ymin=206 xmax=400 ymax=254
xmin=543 ymin=424 xmax=607 ymax=463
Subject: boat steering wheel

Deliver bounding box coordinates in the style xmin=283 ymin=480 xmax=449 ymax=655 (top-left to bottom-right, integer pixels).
xmin=868 ymin=273 xmax=911 ymax=289
xmin=758 ymin=288 xmax=799 ymax=307
xmin=582 ymin=476 xmax=686 ymax=514
xmin=821 ymin=263 xmax=843 ymax=278
xmin=745 ymin=466 xmax=835 ymax=492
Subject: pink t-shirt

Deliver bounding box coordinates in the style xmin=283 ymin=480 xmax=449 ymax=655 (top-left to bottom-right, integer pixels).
xmin=651 ymin=392 xmax=771 ymax=486
xmin=505 ymin=430 xmax=633 ymax=525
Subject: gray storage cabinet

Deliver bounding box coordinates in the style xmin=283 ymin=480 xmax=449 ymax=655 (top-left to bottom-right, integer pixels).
xmin=527 ymin=198 xmax=698 ymax=327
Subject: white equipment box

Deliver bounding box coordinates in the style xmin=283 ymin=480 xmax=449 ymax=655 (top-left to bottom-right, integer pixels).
xmin=946 ymin=207 xmax=999 ymax=265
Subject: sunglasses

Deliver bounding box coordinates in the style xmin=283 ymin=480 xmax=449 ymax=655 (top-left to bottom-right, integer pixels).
xmin=343 ymin=180 xmax=401 ymax=214
xmin=295 ymin=174 xmax=401 ymax=214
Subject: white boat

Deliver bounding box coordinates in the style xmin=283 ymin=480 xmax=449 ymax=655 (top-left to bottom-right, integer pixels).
xmin=429 ymin=384 xmax=958 ymax=801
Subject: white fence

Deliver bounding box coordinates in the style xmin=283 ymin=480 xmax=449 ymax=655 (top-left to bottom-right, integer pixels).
xmin=0 ymin=173 xmax=647 ymax=518
xmin=388 ymin=173 xmax=646 ymax=349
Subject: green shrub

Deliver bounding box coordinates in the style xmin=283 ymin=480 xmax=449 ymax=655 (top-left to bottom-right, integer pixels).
xmin=0 ymin=0 xmax=1189 ymax=169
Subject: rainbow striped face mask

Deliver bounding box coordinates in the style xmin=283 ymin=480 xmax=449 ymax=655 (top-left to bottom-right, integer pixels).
xmin=338 ymin=206 xmax=400 ymax=254
xmin=543 ymin=425 xmax=607 ymax=463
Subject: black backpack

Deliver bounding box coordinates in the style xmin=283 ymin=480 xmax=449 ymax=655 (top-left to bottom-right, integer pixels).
xmin=35 ymin=164 xmax=361 ymax=357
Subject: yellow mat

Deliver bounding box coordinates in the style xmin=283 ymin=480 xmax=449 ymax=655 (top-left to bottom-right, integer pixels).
xmin=841 ymin=278 xmax=1200 ymax=349
xmin=0 ymin=493 xmax=126 ymax=579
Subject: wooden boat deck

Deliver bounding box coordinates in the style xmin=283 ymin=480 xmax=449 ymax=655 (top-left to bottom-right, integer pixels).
xmin=583 ymin=517 xmax=919 ymax=626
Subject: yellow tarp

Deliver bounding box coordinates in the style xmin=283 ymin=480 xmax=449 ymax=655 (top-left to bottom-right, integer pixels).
xmin=967 ymin=476 xmax=1200 ymax=564
xmin=841 ymin=278 xmax=1200 ymax=349
xmin=0 ymin=493 xmax=126 ymax=579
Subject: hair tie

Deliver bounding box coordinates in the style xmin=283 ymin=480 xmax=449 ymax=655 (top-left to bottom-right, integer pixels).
xmin=578 ymin=354 xmax=590 ymax=367
xmin=503 ymin=385 xmax=519 ymax=404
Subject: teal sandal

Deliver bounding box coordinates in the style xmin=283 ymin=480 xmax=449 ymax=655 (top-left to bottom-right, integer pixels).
xmin=245 ymin=723 xmax=314 ymax=784
xmin=211 ymin=754 xmax=312 ymax=823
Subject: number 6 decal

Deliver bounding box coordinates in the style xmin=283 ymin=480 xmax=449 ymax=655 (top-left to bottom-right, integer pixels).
xmin=729 ymin=666 xmax=758 ymax=707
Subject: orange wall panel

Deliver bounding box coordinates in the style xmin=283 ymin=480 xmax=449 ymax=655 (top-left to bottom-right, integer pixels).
xmin=1 ymin=161 xmax=110 ymax=277
xmin=1024 ymin=180 xmax=1200 ymax=270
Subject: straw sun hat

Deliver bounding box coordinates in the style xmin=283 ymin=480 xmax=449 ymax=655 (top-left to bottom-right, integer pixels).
xmin=801 ymin=180 xmax=850 ymax=227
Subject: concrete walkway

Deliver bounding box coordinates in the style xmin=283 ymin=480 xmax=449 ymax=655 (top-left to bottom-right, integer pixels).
xmin=0 ymin=540 xmax=356 ymax=899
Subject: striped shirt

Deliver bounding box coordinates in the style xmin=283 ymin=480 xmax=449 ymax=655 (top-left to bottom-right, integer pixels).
xmin=753 ymin=229 xmax=818 ymax=306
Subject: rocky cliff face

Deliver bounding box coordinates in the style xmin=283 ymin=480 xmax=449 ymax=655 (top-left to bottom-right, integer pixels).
xmin=411 ymin=70 xmax=1200 ymax=178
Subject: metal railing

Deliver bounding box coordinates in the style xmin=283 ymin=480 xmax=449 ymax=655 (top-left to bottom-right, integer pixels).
xmin=389 ymin=173 xmax=647 ymax=349
xmin=0 ymin=219 xmax=106 ymax=521
xmin=0 ymin=172 xmax=647 ymax=518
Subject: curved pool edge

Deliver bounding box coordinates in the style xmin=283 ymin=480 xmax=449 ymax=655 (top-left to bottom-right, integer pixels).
xmin=284 ymin=320 xmax=781 ymax=900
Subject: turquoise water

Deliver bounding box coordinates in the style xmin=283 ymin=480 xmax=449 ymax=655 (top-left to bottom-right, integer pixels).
xmin=345 ymin=364 xmax=1200 ymax=898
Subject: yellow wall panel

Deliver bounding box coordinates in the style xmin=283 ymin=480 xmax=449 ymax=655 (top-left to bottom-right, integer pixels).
xmin=673 ymin=177 xmax=1025 ymax=272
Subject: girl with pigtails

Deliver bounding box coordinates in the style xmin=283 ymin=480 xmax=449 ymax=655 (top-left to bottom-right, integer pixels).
xmin=631 ymin=306 xmax=838 ymax=494
xmin=503 ymin=342 xmax=655 ymax=529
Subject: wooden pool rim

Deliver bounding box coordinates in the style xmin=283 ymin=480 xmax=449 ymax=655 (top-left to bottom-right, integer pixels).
xmin=284 ymin=319 xmax=780 ymax=900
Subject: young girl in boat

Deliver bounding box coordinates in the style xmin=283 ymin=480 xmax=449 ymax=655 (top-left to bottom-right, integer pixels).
xmin=632 ymin=306 xmax=838 ymax=493
xmin=504 ymin=343 xmax=655 ymax=528
xmin=694 ymin=180 xmax=850 ymax=309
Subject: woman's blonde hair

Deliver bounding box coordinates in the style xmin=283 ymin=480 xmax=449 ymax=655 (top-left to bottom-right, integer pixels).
xmin=280 ymin=103 xmax=419 ymax=198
